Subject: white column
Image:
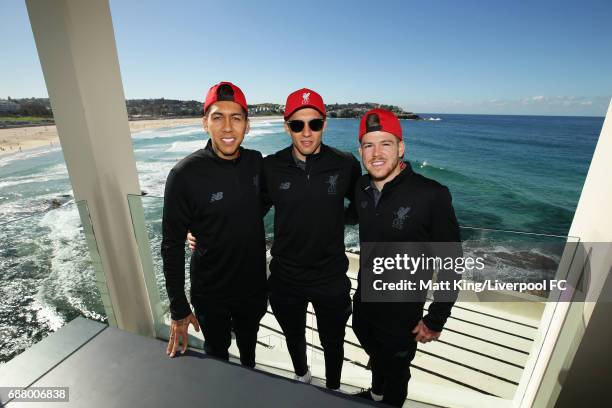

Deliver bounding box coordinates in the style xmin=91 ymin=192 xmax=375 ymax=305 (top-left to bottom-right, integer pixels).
xmin=26 ymin=0 xmax=155 ymax=336
xmin=520 ymin=100 xmax=612 ymax=407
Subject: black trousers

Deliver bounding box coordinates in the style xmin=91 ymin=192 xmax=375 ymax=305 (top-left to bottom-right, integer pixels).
xmin=193 ymin=291 xmax=267 ymax=368
xmin=352 ymin=305 xmax=418 ymax=407
xmin=268 ymin=274 xmax=352 ymax=389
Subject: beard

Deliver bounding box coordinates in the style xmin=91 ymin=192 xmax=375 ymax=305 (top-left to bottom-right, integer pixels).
xmin=368 ymin=156 xmax=401 ymax=181
xmin=211 ymin=137 xmax=241 ymax=158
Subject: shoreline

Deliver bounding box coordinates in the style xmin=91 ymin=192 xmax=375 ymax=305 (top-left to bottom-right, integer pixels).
xmin=0 ymin=116 xmax=283 ymax=158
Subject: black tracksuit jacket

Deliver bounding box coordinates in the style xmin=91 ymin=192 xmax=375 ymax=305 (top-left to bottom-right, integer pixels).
xmin=161 ymin=140 xmax=267 ymax=320
xmin=353 ymin=162 xmax=462 ymax=333
xmin=263 ymin=144 xmax=362 ymax=286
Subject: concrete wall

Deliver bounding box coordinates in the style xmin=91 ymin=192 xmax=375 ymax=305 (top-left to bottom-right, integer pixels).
xmin=26 ymin=0 xmax=155 ymax=336
xmin=521 ymin=100 xmax=612 ymax=407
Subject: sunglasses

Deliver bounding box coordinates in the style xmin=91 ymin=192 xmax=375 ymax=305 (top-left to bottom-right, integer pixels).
xmin=287 ymin=118 xmax=325 ymax=133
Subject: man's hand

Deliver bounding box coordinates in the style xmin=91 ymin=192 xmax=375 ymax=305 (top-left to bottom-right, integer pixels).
xmin=411 ymin=320 xmax=441 ymax=343
xmin=187 ymin=231 xmax=197 ymax=252
xmin=166 ymin=313 xmax=200 ymax=358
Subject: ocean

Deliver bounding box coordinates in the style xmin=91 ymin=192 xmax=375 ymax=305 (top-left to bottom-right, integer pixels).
xmin=0 ymin=114 xmax=603 ymax=363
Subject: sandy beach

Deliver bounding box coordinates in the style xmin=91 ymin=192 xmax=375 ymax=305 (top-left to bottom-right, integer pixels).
xmin=0 ymin=116 xmax=282 ymax=157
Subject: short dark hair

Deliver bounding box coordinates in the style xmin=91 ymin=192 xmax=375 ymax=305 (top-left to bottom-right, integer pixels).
xmin=203 ymin=84 xmax=248 ymax=117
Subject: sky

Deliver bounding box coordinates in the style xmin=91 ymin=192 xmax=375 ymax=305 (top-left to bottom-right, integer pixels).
xmin=1 ymin=0 xmax=611 ymax=116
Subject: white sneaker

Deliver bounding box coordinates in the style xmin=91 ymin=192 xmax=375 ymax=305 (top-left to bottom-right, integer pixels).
xmin=294 ymin=369 xmax=312 ymax=384
xmin=370 ymin=390 xmax=383 ymax=401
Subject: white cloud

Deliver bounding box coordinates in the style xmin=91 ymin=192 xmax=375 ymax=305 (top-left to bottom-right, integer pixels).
xmin=518 ymin=95 xmax=607 ymax=108
xmin=410 ymin=95 xmax=610 ymax=116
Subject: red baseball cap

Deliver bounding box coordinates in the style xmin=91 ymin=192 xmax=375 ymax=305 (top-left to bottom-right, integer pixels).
xmin=359 ymin=108 xmax=403 ymax=141
xmin=284 ymin=88 xmax=326 ymax=119
xmin=203 ymin=81 xmax=248 ymax=114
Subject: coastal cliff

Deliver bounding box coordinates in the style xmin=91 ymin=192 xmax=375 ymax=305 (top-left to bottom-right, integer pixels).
xmin=0 ymin=98 xmax=422 ymax=128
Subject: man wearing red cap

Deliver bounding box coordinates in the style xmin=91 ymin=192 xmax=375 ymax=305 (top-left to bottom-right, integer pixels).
xmin=263 ymin=88 xmax=362 ymax=390
xmin=161 ymin=82 xmax=267 ymax=367
xmin=352 ymin=109 xmax=461 ymax=406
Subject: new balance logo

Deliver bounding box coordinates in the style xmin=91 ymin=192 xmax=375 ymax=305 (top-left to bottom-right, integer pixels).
xmin=210 ymin=192 xmax=224 ymax=203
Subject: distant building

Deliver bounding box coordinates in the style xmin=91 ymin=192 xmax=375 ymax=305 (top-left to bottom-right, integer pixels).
xmin=248 ymin=103 xmax=284 ymax=116
xmin=0 ymin=99 xmax=21 ymax=114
